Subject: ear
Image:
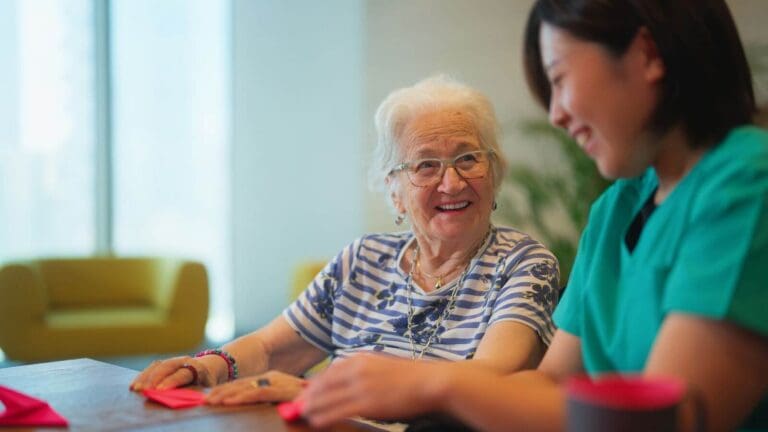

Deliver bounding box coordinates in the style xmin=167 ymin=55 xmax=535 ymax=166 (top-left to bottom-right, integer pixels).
xmin=633 ymin=27 xmax=665 ymax=83
xmin=391 ymin=190 xmax=406 ymax=214
xmin=386 ymin=176 xmax=406 ymax=214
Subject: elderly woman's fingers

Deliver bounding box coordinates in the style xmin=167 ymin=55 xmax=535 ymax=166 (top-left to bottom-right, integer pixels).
xmin=130 ymin=359 xmax=169 ymax=391
xmin=206 ymin=370 xmax=307 ymax=405
xmin=129 ymin=360 xmax=155 ymax=390
xmin=205 ymin=379 xmax=249 ymax=405
xmin=155 ymin=365 xmax=197 ymax=390
xmin=130 ymin=357 xmax=194 ymax=391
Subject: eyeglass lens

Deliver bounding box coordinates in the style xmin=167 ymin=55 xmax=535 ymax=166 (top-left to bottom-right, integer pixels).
xmin=407 ymin=152 xmax=489 ymax=186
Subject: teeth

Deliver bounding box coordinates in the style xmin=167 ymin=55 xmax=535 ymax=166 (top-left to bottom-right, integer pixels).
xmin=575 ymin=132 xmax=588 ymax=147
xmin=438 ymin=201 xmax=469 ymax=211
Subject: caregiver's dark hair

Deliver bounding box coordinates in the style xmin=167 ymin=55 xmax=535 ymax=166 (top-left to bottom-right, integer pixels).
xmin=523 ymin=0 xmax=757 ymax=148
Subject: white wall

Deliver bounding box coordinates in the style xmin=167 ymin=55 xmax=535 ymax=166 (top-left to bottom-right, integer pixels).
xmin=730 ymin=0 xmax=768 ymax=111
xmin=231 ymin=0 xmax=768 ymax=334
xmin=232 ymin=0 xmax=365 ymax=333
xmin=363 ymin=0 xmax=543 ymax=232
xmin=730 ymin=0 xmax=768 ymax=44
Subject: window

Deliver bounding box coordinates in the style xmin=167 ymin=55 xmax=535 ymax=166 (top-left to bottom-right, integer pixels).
xmin=110 ymin=0 xmax=232 ymax=342
xmin=0 ymin=0 xmax=96 ymax=260
xmin=0 ymin=0 xmax=233 ymax=361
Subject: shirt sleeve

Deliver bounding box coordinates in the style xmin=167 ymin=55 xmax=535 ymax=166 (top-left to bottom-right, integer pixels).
xmin=489 ymin=239 xmax=560 ymax=346
xmin=663 ymin=161 xmax=768 ymax=336
xmin=282 ymin=239 xmax=358 ymax=353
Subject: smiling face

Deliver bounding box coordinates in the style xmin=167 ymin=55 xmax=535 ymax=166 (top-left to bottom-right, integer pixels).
xmin=391 ymin=109 xmax=495 ymax=248
xmin=540 ymin=23 xmax=665 ymax=179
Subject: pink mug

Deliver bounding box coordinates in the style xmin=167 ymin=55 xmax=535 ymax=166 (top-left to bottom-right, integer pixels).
xmin=566 ymin=375 xmax=705 ymax=432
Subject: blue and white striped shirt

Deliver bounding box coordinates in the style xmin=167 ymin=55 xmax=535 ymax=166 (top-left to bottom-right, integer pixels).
xmin=283 ymin=225 xmax=559 ymax=361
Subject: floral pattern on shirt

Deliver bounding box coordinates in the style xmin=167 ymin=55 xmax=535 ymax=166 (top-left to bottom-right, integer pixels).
xmin=522 ymin=260 xmax=558 ymax=314
xmin=387 ymin=297 xmax=451 ymax=344
xmin=375 ymin=282 xmax=398 ymax=310
xmin=311 ymin=271 xmax=338 ymax=321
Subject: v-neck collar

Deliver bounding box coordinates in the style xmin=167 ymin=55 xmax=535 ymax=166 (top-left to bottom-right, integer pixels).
xmin=619 ymin=142 xmax=718 ymax=263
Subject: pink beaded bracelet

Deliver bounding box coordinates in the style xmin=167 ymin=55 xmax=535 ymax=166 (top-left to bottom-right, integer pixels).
xmin=194 ymin=348 xmax=239 ymax=381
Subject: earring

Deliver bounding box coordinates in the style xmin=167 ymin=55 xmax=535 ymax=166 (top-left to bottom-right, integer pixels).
xmin=395 ymin=213 xmax=406 ymax=226
xmin=492 ymin=201 xmax=498 ymax=211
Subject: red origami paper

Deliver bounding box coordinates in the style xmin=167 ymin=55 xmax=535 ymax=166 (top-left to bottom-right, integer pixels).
xmin=0 ymin=385 xmax=68 ymax=427
xmin=142 ymin=388 xmax=206 ymax=409
xmin=277 ymin=400 xmax=304 ymax=422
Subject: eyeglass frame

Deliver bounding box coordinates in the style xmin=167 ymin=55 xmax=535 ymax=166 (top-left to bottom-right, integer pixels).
xmin=387 ymin=149 xmax=495 ymax=187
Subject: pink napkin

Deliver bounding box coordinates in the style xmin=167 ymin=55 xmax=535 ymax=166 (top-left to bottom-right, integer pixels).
xmin=277 ymin=400 xmax=304 ymax=422
xmin=0 ymin=385 xmax=68 ymax=427
xmin=142 ymin=388 xmax=206 ymax=409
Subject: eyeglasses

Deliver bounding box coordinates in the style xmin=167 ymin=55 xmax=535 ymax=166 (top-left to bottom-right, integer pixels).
xmin=389 ymin=150 xmax=493 ymax=187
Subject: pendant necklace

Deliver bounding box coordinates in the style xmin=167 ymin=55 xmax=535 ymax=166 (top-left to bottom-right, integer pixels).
xmin=414 ymin=250 xmax=454 ymax=290
xmin=404 ymin=230 xmax=490 ymax=360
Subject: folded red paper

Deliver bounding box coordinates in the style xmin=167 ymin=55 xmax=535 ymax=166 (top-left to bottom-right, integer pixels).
xmin=277 ymin=400 xmax=304 ymax=422
xmin=142 ymin=388 xmax=206 ymax=409
xmin=0 ymin=385 xmax=68 ymax=427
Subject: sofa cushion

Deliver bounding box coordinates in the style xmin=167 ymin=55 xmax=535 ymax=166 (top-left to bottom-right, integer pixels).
xmin=40 ymin=259 xmax=164 ymax=308
xmin=46 ymin=306 xmax=166 ymax=329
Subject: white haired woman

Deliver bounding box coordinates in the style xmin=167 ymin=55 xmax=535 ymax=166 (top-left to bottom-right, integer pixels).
xmin=130 ymin=75 xmax=560 ymax=405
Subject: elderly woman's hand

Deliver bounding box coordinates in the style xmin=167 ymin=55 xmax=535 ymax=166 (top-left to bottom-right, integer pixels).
xmin=205 ymin=370 xmax=308 ymax=405
xmin=129 ymin=356 xmax=221 ymax=391
xmin=300 ymin=353 xmax=451 ymax=428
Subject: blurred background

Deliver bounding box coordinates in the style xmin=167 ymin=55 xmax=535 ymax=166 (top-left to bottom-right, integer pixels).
xmin=1 ymin=0 xmax=767 ymax=365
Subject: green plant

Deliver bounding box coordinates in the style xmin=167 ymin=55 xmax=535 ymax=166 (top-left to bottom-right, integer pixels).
xmin=496 ymin=120 xmax=611 ymax=284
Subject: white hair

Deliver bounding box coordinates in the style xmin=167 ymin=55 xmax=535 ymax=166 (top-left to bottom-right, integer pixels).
xmin=369 ymin=74 xmax=508 ymax=211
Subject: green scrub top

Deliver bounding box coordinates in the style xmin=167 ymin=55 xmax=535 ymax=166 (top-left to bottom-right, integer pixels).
xmin=554 ymin=126 xmax=768 ymax=430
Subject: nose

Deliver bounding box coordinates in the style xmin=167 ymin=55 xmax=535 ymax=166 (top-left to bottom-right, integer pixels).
xmin=436 ymin=165 xmax=467 ymax=194
xmin=548 ymin=94 xmax=569 ymax=130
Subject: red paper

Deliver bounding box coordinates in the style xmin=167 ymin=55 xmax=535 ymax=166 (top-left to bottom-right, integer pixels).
xmin=277 ymin=400 xmax=304 ymax=422
xmin=0 ymin=385 xmax=68 ymax=427
xmin=142 ymin=388 xmax=206 ymax=409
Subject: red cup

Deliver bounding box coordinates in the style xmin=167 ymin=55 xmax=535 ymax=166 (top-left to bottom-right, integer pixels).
xmin=566 ymin=375 xmax=704 ymax=432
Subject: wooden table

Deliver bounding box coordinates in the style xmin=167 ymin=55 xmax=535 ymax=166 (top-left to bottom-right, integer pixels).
xmin=0 ymin=358 xmax=379 ymax=431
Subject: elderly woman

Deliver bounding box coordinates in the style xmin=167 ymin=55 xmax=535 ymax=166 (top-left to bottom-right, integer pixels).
xmin=130 ymin=75 xmax=559 ymax=404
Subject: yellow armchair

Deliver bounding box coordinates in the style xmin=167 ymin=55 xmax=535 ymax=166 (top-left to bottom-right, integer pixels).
xmin=0 ymin=257 xmax=208 ymax=362
xmin=291 ymin=261 xmax=327 ymax=301
xmin=290 ymin=260 xmax=329 ymax=376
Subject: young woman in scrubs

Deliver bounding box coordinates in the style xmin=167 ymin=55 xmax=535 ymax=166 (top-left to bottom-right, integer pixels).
xmin=301 ymin=1 xmax=768 ymax=431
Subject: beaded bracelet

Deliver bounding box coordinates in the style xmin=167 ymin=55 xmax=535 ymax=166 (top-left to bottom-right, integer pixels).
xmin=194 ymin=348 xmax=239 ymax=381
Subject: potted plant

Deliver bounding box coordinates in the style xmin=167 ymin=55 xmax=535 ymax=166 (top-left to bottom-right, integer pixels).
xmin=496 ymin=120 xmax=611 ymax=284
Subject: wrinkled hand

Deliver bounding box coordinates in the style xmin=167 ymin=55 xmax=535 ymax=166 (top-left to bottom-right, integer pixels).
xmin=130 ymin=356 xmax=217 ymax=392
xmin=206 ymin=370 xmax=307 ymax=405
xmin=301 ymin=353 xmax=447 ymax=428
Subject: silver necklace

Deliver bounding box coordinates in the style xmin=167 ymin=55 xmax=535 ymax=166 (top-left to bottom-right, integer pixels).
xmin=405 ymin=245 xmax=473 ymax=360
